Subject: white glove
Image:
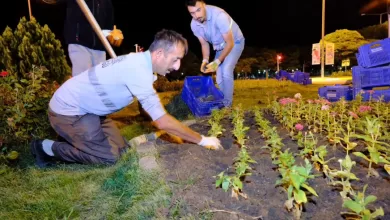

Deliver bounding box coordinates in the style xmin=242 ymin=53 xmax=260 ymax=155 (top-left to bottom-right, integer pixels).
xmin=102 ymin=29 xmax=112 ymax=37
xmin=198 ymin=135 xmax=222 ymax=150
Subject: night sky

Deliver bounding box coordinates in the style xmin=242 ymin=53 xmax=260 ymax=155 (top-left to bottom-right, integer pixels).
xmin=1 ymin=0 xmax=387 ymax=58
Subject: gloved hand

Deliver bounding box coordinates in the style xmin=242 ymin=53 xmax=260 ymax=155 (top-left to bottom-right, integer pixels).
xmin=106 ymin=25 xmax=124 ymax=47
xmin=204 ymin=59 xmax=221 ymax=73
xmin=198 ymin=135 xmax=222 ymax=150
xmin=200 ymin=59 xmax=208 ymax=73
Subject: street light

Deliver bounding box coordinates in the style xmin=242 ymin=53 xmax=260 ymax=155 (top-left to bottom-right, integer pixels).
xmin=361 ymin=12 xmax=387 ymax=24
xmin=277 ymin=55 xmax=282 ymax=72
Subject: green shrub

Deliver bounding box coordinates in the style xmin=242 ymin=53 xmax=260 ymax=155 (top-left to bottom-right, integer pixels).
xmin=331 ymin=71 xmax=352 ymax=77
xmin=0 ymin=66 xmax=57 ymax=157
xmin=164 ymin=94 xmax=193 ymax=120
xmin=154 ymin=76 xmax=183 ymax=92
xmin=0 ymin=17 xmax=68 ymax=163
xmin=1 ymin=17 xmax=70 ymax=83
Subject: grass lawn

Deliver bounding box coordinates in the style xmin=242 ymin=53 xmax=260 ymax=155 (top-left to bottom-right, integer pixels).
xmin=0 ymin=79 xmax=325 ymax=219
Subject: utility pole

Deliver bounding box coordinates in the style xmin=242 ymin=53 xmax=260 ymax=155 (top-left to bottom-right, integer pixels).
xmin=321 ymin=0 xmax=325 ymax=78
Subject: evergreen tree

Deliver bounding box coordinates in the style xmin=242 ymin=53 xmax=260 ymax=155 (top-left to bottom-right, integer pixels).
xmin=0 ymin=17 xmax=70 ymax=83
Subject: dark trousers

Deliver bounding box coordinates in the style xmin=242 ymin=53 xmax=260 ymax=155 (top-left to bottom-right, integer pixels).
xmin=48 ymin=109 xmax=128 ymax=165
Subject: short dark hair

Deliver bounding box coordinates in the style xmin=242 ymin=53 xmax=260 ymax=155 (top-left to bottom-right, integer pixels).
xmin=149 ymin=29 xmax=188 ymax=55
xmin=185 ymin=0 xmax=203 ymax=7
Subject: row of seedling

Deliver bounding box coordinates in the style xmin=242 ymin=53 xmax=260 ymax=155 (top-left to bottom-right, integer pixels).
xmin=214 ymin=105 xmax=256 ymax=200
xmin=253 ymin=106 xmax=318 ymax=219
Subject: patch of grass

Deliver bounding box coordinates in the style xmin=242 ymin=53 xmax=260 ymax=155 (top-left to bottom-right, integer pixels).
xmin=233 ymin=79 xmax=323 ymax=109
xmin=0 ymin=149 xmax=170 ymax=220
xmin=120 ymin=122 xmax=154 ymax=140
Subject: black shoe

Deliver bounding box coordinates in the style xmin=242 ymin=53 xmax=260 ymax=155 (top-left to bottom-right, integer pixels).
xmin=30 ymin=140 xmax=54 ymax=168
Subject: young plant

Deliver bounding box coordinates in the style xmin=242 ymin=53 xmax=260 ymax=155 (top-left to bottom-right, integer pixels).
xmin=208 ymin=119 xmax=225 ymax=137
xmin=215 ymin=171 xmax=245 ymax=199
xmin=328 ymin=155 xmax=359 ymax=200
xmin=352 ymin=117 xmax=390 ymax=177
xmin=232 ymin=116 xmax=249 ymax=147
xmin=276 ymin=158 xmax=319 ymax=220
xmin=273 ymin=149 xmax=295 ymax=170
xmin=208 ymin=109 xmax=226 ymax=137
xmin=341 ymin=184 xmax=384 ymax=220
xmin=263 ymin=131 xmax=284 ymax=159
xmin=334 ymin=116 xmax=358 ymax=155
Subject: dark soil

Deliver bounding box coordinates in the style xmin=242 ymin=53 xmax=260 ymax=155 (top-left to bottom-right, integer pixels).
xmin=155 ymin=112 xmax=390 ymax=220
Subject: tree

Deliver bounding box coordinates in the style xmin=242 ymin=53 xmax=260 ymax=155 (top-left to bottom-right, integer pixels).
xmin=322 ymin=29 xmax=370 ymax=64
xmin=358 ymin=22 xmax=388 ymax=40
xmin=257 ymin=49 xmax=277 ymax=79
xmin=1 ymin=17 xmax=70 ymax=83
xmin=235 ymin=57 xmax=257 ymax=78
xmin=279 ymin=46 xmax=300 ymax=70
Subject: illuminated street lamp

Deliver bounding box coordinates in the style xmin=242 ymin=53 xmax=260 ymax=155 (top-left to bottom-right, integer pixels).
xmin=277 ymin=55 xmax=282 ymax=72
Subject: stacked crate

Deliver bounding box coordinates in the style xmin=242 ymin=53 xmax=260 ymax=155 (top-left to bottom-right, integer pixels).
xmin=276 ymin=70 xmax=312 ymax=85
xmin=353 ymin=38 xmax=390 ymax=102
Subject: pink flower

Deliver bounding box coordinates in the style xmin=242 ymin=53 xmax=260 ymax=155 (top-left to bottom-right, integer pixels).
xmin=295 ymin=124 xmax=304 ymax=131
xmin=348 ymin=111 xmax=358 ymax=119
xmin=358 ymin=105 xmax=372 ymax=113
xmin=307 ymin=99 xmax=313 ymax=104
xmin=322 ymin=99 xmax=331 ymax=105
xmin=368 ymin=90 xmax=374 ymax=95
xmin=279 ymin=98 xmax=297 ymax=106
xmin=321 ymin=105 xmax=330 ymax=111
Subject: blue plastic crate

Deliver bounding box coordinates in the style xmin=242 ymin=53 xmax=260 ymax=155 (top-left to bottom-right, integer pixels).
xmin=352 ymin=65 xmax=390 ymax=89
xmin=303 ymin=78 xmax=312 ymax=85
xmin=276 ymin=70 xmax=294 ymax=81
xmin=318 ymin=85 xmax=353 ymax=102
xmin=356 ymin=38 xmax=390 ymax=68
xmin=293 ymin=71 xmax=311 ymax=84
xmin=353 ymin=87 xmax=390 ymax=102
xmin=181 ymin=76 xmax=228 ymax=117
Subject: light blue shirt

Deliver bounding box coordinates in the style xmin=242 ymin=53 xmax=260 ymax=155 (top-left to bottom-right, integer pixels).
xmin=190 ymin=5 xmax=244 ymax=51
xmin=49 ymin=51 xmax=166 ymax=121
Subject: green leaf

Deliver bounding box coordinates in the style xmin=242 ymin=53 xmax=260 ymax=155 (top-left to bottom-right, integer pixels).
xmin=342 ymin=154 xmax=353 ymax=169
xmin=370 ymin=151 xmax=380 ymax=164
xmin=343 ymin=200 xmax=363 ymax=214
xmin=293 ymin=189 xmax=307 ymax=204
xmin=222 ymin=179 xmax=230 ymax=192
xmin=379 ymin=156 xmax=390 ymax=164
xmin=233 ymin=177 xmax=243 ymax=190
xmin=290 ymin=173 xmax=303 ymax=190
xmin=215 ymin=178 xmax=223 ymax=187
xmin=301 ymin=183 xmax=318 ymax=197
xmin=353 ymin=152 xmax=370 ymax=161
xmin=364 ymin=195 xmax=377 ymax=206
xmin=370 ymin=207 xmax=384 ymax=219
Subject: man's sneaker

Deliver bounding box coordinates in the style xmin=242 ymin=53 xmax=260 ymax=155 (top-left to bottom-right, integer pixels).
xmin=30 ymin=140 xmax=54 ymax=168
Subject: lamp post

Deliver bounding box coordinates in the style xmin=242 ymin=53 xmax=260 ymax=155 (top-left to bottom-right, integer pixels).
xmin=277 ymin=55 xmax=282 ymax=72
